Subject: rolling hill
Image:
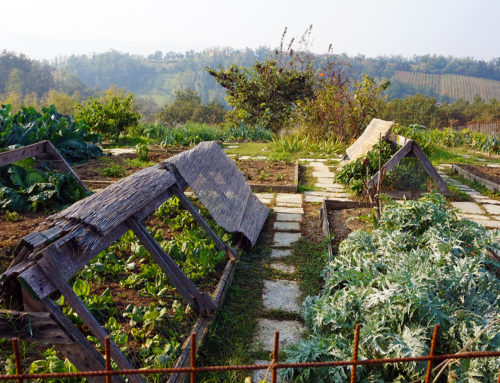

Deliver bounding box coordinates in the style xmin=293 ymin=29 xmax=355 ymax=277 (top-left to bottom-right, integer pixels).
xmin=394 ymin=71 xmax=500 ymax=102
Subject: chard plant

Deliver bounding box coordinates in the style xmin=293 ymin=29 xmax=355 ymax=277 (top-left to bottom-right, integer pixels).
xmin=283 ymin=193 xmax=500 ymax=382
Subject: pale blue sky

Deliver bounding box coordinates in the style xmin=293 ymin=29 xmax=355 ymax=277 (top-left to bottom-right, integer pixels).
xmin=1 ymin=0 xmax=498 ymax=60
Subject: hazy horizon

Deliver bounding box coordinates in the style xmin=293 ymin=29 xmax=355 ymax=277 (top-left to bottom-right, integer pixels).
xmin=1 ymin=0 xmax=499 ymax=62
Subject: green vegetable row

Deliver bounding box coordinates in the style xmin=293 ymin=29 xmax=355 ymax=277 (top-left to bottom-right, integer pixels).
xmin=283 ymin=194 xmax=500 ymax=382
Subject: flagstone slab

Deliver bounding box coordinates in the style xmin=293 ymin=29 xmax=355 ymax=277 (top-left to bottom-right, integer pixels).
xmin=276 ymin=194 xmax=302 ymax=205
xmin=470 ymin=218 xmax=500 ymax=229
xmin=305 ymin=195 xmax=325 ymax=203
xmin=458 ymin=213 xmax=489 ymax=220
xmin=254 ymin=319 xmax=305 ymax=352
xmin=255 ymin=193 xmax=275 ymax=200
xmin=262 ymin=280 xmax=300 ymax=313
xmin=271 ymin=249 xmax=292 ymax=258
xmin=273 ymin=221 xmax=300 ymax=231
xmin=273 ymin=232 xmax=301 ymax=247
xmin=270 ymin=262 xmax=296 ymax=274
xmin=312 ymin=171 xmax=336 ymax=178
xmin=275 ymin=213 xmax=303 ymax=222
xmin=483 ymin=204 xmax=500 ymax=215
xmin=273 ymin=206 xmax=304 ymax=214
xmin=450 ymin=202 xmax=484 ymax=214
xmin=481 ymin=199 xmax=500 ymax=205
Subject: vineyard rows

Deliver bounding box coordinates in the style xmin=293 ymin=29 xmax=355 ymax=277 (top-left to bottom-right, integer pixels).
xmin=394 ymin=71 xmax=500 ymax=101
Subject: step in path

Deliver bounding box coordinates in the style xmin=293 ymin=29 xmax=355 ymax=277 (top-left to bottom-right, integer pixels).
xmin=438 ymin=164 xmax=500 ymax=229
xmin=251 ymin=159 xmax=351 ymax=382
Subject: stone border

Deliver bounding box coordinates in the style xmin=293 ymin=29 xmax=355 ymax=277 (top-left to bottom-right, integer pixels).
xmin=247 ymin=160 xmax=299 ymax=193
xmin=320 ymin=199 xmax=372 ymax=258
xmin=452 ymin=164 xmax=500 ymax=193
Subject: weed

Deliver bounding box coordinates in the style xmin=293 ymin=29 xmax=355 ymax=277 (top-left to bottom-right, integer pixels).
xmin=98 ymin=165 xmax=126 ymax=178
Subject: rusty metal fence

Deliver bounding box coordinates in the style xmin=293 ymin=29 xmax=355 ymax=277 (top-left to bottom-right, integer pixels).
xmin=2 ymin=324 xmax=500 ymax=383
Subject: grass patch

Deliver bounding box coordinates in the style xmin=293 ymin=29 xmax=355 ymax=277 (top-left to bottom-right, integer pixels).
xmin=224 ymin=142 xmax=269 ymax=157
xmin=198 ymin=235 xmax=270 ymax=382
xmin=447 ymin=184 xmax=473 ymax=201
xmin=97 ymin=164 xmax=126 ymax=178
xmin=298 ymin=165 xmax=319 ymax=192
xmin=429 ymin=147 xmax=500 ymax=165
xmin=289 ymin=239 xmax=329 ymax=300
xmin=123 ymin=158 xmax=157 ymax=168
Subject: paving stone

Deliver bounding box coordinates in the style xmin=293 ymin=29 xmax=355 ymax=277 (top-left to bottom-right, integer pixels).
xmin=458 ymin=213 xmax=488 ymax=220
xmin=487 ymin=164 xmax=500 ymax=168
xmin=273 ymin=206 xmax=304 ymax=214
xmin=450 ymin=202 xmax=484 ymax=214
xmin=273 ymin=232 xmax=301 ymax=247
xmin=275 ymin=213 xmax=302 ymax=222
xmin=312 ymin=171 xmax=336 ymax=178
xmin=239 ymin=155 xmax=251 ymax=160
xmin=491 ymin=215 xmax=500 ymax=220
xmin=254 ymin=319 xmax=305 ymax=352
xmin=252 ymin=360 xmax=281 ymax=383
xmin=481 ymin=199 xmax=500 ymax=205
xmin=273 ymin=221 xmax=300 ymax=231
xmin=262 ymin=280 xmax=300 ymax=312
xmin=470 ymin=218 xmax=500 ymax=229
xmin=276 ymin=194 xmax=302 ymax=205
xmin=270 ymin=262 xmax=296 ymax=274
xmin=316 ymin=177 xmax=335 ymax=184
xmin=324 ymin=192 xmax=351 ymax=198
xmin=227 ymin=154 xmax=236 ymax=158
xmin=255 ymin=193 xmax=274 ymax=199
xmin=259 ymin=199 xmax=274 ymax=205
xmin=226 ymin=145 xmax=239 ymax=149
xmin=271 ymin=249 xmax=292 ymax=258
xmin=253 ymin=156 xmax=267 ymax=160
xmin=483 ymin=204 xmax=500 ymax=215
xmin=305 ymin=195 xmax=325 ymax=203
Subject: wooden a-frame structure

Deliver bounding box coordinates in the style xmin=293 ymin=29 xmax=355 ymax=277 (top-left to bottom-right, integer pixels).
xmin=0 ymin=143 xmax=268 ymax=383
xmin=367 ymin=134 xmax=450 ymax=195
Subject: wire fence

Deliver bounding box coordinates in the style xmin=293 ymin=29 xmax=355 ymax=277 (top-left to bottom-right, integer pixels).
xmin=2 ymin=324 xmax=500 ymax=383
xmin=454 ymin=119 xmax=500 ymax=135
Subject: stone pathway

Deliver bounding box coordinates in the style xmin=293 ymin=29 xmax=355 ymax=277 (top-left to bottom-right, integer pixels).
xmin=251 ymin=160 xmax=352 ymax=382
xmin=437 ymin=165 xmax=500 ymax=229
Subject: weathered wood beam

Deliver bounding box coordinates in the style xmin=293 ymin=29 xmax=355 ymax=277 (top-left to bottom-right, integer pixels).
xmin=0 ymin=141 xmax=48 ymax=167
xmin=22 ymin=291 xmax=115 ymax=383
xmin=170 ymin=184 xmax=238 ymax=261
xmin=0 ymin=310 xmax=72 ymax=344
xmin=37 ymin=249 xmax=142 ymax=383
xmin=44 ymin=140 xmax=89 ymax=191
xmin=411 ymin=142 xmax=450 ymax=194
xmin=127 ymin=217 xmax=216 ymax=316
xmin=368 ymin=140 xmax=414 ymax=188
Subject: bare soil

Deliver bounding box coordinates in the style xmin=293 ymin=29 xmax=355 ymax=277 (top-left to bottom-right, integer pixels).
xmin=235 ymin=159 xmax=295 ymax=185
xmin=461 ymin=165 xmax=500 ymax=185
xmin=327 ymin=207 xmax=371 ymax=245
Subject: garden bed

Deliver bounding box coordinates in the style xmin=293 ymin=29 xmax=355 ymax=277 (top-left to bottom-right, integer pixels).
xmin=452 ymin=164 xmax=500 ymax=193
xmin=320 ymin=199 xmax=372 ymax=258
xmin=236 ymin=159 xmax=298 ymax=192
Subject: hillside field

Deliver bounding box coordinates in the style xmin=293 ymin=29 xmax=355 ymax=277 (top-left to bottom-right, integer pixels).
xmin=394 ymin=71 xmax=500 ymax=102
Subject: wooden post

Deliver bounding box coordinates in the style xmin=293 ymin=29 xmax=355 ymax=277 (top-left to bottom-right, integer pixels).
xmin=37 ymin=251 xmax=143 ymax=383
xmin=127 ymin=217 xmax=216 ymax=316
xmin=170 ymin=185 xmax=238 ymax=261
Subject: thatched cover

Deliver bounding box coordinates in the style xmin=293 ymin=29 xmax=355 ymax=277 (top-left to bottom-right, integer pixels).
xmin=167 ymin=141 xmax=269 ymax=246
xmin=45 ymin=165 xmax=176 ymax=251
xmin=343 ymin=118 xmax=394 ymax=163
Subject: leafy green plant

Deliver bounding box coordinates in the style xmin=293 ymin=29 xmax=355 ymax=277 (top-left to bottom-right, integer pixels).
xmin=284 ymin=194 xmax=500 ymax=382
xmin=98 ymin=165 xmax=125 ymax=178
xmin=0 ymin=160 xmax=89 ymax=212
xmin=135 ymin=143 xmax=149 ymax=162
xmin=0 ymin=104 xmax=102 ymax=163
xmin=75 ymin=94 xmax=140 ymax=140
xmin=3 ymin=210 xmax=19 ymax=222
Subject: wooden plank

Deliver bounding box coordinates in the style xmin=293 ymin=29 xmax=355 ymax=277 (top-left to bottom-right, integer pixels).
xmin=127 ymin=217 xmax=216 ymax=316
xmin=45 ymin=140 xmax=89 ymax=191
xmin=411 ymin=142 xmax=450 ymax=194
xmin=37 ymin=249 xmax=143 ymax=383
xmin=0 ymin=141 xmax=48 ymax=167
xmin=21 ymin=291 xmax=114 ymax=383
xmin=170 ymin=185 xmax=238 ymax=261
xmin=0 ymin=310 xmax=73 ymax=344
xmin=367 ymin=140 xmax=414 ymax=188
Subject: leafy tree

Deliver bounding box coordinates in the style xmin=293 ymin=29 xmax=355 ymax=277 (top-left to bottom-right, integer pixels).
xmin=159 ymin=89 xmax=225 ymax=125
xmin=75 ymin=91 xmax=140 ymax=140
xmin=43 ymin=89 xmax=80 ymax=115
xmin=207 ymin=60 xmax=315 ymax=132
